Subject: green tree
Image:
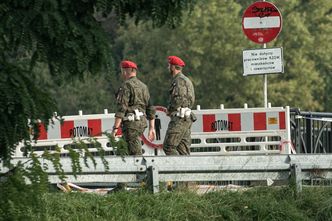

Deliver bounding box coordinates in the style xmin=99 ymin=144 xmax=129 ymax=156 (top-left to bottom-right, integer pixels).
xmin=0 ymin=0 xmax=196 ymax=161
xmin=113 ymin=0 xmax=330 ymax=111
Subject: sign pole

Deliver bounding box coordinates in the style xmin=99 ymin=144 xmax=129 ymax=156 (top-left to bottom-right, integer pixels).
xmin=263 ymin=0 xmax=267 ymax=108
xmin=264 ymin=43 xmax=267 ymax=108
xmin=242 ymin=1 xmax=282 ymax=108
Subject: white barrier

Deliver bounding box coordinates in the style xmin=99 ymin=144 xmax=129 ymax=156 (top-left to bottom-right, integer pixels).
xmin=13 ymin=105 xmax=293 ymax=157
xmin=188 ymin=106 xmax=292 ymax=155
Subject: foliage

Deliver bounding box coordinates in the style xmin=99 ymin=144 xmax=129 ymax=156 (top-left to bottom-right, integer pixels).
xmin=95 ymin=0 xmax=196 ymax=28
xmin=112 ymin=0 xmax=331 ymax=111
xmin=0 ymin=165 xmax=47 ymax=221
xmin=0 ymin=0 xmax=196 ymax=161
xmin=105 ymin=132 xmax=129 ymax=156
xmin=1 ymin=186 xmax=332 ymax=221
xmin=0 ymin=62 xmax=57 ymax=162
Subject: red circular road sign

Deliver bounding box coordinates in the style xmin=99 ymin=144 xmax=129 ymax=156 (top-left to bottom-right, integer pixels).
xmin=242 ymin=1 xmax=282 ymax=44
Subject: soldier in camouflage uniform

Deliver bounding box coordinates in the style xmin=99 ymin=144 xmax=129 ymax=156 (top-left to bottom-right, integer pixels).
xmin=163 ymin=56 xmax=195 ymax=155
xmin=112 ymin=60 xmax=156 ymax=155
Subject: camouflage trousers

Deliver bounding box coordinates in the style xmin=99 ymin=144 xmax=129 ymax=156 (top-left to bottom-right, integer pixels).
xmin=122 ymin=121 xmax=146 ymax=156
xmin=163 ymin=116 xmax=192 ymax=155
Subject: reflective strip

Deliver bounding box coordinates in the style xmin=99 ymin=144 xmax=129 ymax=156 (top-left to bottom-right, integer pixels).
xmin=266 ymin=112 xmax=279 ymax=130
xmin=203 ymin=115 xmax=216 ymax=132
xmin=241 ymin=112 xmax=253 ymax=131
xmin=192 ymin=114 xmax=203 ymax=133
xmin=61 ymin=121 xmax=74 ymax=138
xmin=38 ymin=123 xmax=47 ymax=140
xmin=228 ymin=113 xmax=241 ymax=131
xmin=254 ymin=112 xmax=266 ymax=130
xmin=47 ymin=120 xmax=61 ymax=139
xmin=279 ymin=112 xmax=286 ymax=129
xmin=88 ymin=119 xmax=102 ymax=136
xmin=101 ymin=118 xmax=114 ymax=134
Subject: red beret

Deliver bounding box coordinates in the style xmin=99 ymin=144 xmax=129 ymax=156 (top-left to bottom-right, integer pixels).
xmin=121 ymin=60 xmax=137 ymax=69
xmin=168 ymin=56 xmax=185 ymax=67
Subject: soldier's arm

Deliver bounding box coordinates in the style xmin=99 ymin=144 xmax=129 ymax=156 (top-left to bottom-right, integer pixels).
xmin=112 ymin=84 xmax=130 ymax=137
xmin=188 ymin=80 xmax=195 ymax=108
xmin=115 ymin=83 xmax=130 ymax=119
xmin=146 ymin=98 xmax=156 ymax=120
xmin=146 ymin=92 xmax=156 ymax=141
xmin=170 ymin=79 xmax=189 ymax=109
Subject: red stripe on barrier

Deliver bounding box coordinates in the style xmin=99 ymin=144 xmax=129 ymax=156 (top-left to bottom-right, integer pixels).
xmin=37 ymin=123 xmax=47 ymax=140
xmin=254 ymin=112 xmax=266 ymax=130
xmin=61 ymin=120 xmax=74 ymax=138
xmin=203 ymin=114 xmax=216 ymax=132
xmin=88 ymin=119 xmax=102 ymax=136
xmin=228 ymin=113 xmax=241 ymax=131
xmin=279 ymin=112 xmax=285 ymax=129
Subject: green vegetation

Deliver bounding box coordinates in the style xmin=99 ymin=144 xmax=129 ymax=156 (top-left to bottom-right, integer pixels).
xmin=1 ymin=173 xmax=332 ymax=221
xmin=1 ymin=1 xmax=332 ymax=220
xmin=0 ymin=0 xmax=195 ymax=161
xmin=113 ymin=0 xmax=331 ymax=111
xmin=1 ymin=0 xmax=331 ymax=161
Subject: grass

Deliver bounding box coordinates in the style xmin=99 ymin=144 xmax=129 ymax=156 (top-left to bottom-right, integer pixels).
xmin=1 ymin=170 xmax=332 ymax=221
xmin=2 ymin=186 xmax=331 ymax=221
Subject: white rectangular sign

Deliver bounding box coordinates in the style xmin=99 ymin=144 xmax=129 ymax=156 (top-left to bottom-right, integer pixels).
xmin=243 ymin=48 xmax=283 ymax=76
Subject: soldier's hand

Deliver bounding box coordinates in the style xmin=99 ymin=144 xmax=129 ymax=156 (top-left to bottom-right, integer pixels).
xmin=148 ymin=128 xmax=156 ymax=141
xmin=111 ymin=128 xmax=118 ymax=139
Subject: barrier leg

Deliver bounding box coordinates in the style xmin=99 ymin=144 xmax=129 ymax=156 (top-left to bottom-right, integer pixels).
xmin=147 ymin=166 xmax=159 ymax=194
xmin=290 ymin=164 xmax=302 ymax=193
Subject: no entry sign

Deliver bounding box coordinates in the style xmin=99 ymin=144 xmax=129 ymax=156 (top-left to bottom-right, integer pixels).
xmin=242 ymin=1 xmax=282 ymax=44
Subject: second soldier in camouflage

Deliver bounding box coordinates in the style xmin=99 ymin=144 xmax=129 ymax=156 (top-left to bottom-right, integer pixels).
xmin=163 ymin=56 xmax=195 ymax=155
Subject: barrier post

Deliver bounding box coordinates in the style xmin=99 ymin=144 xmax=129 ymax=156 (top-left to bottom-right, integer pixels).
xmin=290 ymin=164 xmax=302 ymax=193
xmin=285 ymin=106 xmax=292 ymax=154
xmin=147 ymin=166 xmax=159 ymax=193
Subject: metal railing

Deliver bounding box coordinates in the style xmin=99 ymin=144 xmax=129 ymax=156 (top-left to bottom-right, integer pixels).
xmin=2 ymin=154 xmax=332 ymax=193
xmin=290 ymin=109 xmax=332 ymax=153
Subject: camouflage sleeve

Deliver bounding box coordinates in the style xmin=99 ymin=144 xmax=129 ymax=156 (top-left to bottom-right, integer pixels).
xmin=188 ymin=79 xmax=195 ymax=108
xmin=168 ymin=78 xmax=189 ymax=111
xmin=115 ymin=83 xmax=131 ymax=119
xmin=146 ymin=98 xmax=156 ymax=120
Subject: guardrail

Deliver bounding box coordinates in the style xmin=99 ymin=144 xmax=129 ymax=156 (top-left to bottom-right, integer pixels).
xmin=2 ymin=154 xmax=332 ymax=193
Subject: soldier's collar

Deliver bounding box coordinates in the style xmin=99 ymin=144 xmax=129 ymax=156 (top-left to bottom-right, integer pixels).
xmin=172 ymin=72 xmax=182 ymax=79
xmin=127 ymin=76 xmax=137 ymax=80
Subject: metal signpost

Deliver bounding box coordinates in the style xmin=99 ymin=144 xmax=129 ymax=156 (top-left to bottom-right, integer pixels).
xmin=242 ymin=1 xmax=282 ymax=107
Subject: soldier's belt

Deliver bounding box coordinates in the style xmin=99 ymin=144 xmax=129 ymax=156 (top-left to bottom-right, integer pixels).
xmin=123 ymin=109 xmax=145 ymax=121
xmin=171 ymin=107 xmax=192 ymax=119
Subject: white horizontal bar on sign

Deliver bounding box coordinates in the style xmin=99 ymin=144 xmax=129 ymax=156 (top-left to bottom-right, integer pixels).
xmin=243 ymin=16 xmax=280 ymax=29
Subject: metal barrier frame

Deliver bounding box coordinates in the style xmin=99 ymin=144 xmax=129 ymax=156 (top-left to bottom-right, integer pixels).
xmin=2 ymin=154 xmax=332 ymax=193
xmin=291 ymin=109 xmax=332 ymax=153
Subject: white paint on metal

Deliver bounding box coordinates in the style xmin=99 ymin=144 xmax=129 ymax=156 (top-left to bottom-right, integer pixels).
xmin=243 ymin=16 xmax=281 ymax=29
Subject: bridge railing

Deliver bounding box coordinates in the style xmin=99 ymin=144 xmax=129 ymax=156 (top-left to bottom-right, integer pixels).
xmin=2 ymin=154 xmax=332 ymax=193
xmin=290 ymin=109 xmax=332 ymax=153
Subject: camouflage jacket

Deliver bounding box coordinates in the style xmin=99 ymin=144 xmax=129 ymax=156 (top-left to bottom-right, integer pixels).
xmin=167 ymin=73 xmax=195 ymax=113
xmin=115 ymin=76 xmax=155 ymax=120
